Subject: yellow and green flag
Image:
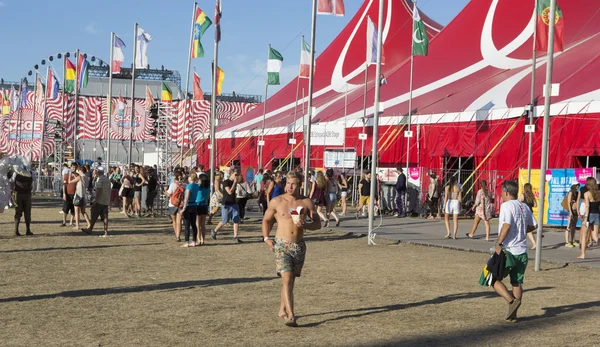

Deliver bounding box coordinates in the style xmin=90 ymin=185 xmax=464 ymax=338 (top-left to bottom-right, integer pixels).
xmin=192 ymin=7 xmax=213 ymax=58
xmin=161 ymin=82 xmax=172 ymax=101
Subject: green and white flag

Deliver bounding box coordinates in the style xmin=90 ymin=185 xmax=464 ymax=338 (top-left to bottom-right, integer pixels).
xmin=412 ymin=4 xmax=429 ymax=56
xmin=267 ymin=47 xmax=284 ymax=85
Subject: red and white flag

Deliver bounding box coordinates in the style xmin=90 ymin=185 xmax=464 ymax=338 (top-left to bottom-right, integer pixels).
xmin=299 ymin=38 xmax=311 ymax=79
xmin=112 ymin=35 xmax=126 ymax=74
xmin=318 ymin=0 xmax=345 ymax=16
xmin=193 ymin=72 xmax=204 ymax=101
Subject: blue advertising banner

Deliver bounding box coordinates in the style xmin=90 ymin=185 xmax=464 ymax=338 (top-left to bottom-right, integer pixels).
xmin=546 ymin=168 xmax=595 ymax=227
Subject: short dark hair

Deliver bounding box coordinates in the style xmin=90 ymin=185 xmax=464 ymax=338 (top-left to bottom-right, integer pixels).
xmin=199 ymin=173 xmax=210 ymax=188
xmin=502 ymin=180 xmax=519 ymax=198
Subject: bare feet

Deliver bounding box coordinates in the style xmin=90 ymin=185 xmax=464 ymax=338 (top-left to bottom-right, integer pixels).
xmin=466 ymin=233 xmax=473 ymax=239
xmin=577 ymin=255 xmax=585 ymax=259
xmin=181 ymin=242 xmax=191 ymax=248
xmin=284 ymin=316 xmax=298 ymax=327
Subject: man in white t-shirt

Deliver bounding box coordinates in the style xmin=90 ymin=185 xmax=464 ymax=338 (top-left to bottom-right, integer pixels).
xmin=493 ymin=180 xmax=536 ymax=322
xmin=165 ymin=173 xmax=184 ymax=242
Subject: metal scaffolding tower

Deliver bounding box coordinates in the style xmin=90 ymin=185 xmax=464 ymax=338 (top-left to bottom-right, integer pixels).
xmin=149 ymin=102 xmax=176 ymax=212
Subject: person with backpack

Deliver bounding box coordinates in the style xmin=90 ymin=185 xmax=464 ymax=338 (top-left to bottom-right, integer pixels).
xmin=166 ymin=173 xmax=186 ymax=242
xmin=211 ymin=170 xmax=243 ymax=243
xmin=179 ymin=173 xmax=200 ymax=248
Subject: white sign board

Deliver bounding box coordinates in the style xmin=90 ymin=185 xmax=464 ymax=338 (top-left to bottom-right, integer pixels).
xmin=257 ymin=140 xmax=265 ymax=146
xmin=525 ymin=125 xmax=536 ymax=133
xmin=289 ymin=138 xmax=297 ymax=145
xmin=324 ymin=150 xmax=356 ymax=169
xmin=404 ymin=131 xmax=413 ymax=138
xmin=358 ymin=133 xmax=368 ymax=140
xmin=544 ymin=83 xmax=560 ymax=97
xmin=310 ymin=123 xmax=345 ymax=146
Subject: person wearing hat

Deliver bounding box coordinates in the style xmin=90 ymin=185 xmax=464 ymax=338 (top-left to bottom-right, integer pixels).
xmin=10 ymin=164 xmax=33 ymax=236
xmin=394 ymin=167 xmax=407 ymax=218
xmin=81 ymin=166 xmax=111 ymax=236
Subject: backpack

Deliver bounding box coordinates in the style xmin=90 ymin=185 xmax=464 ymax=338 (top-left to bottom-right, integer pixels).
xmin=561 ymin=194 xmax=570 ymax=211
xmin=170 ymin=183 xmax=185 ymax=208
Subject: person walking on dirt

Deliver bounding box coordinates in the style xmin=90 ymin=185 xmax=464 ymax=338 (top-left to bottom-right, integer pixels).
xmin=394 ymin=168 xmax=407 ymax=218
xmin=262 ymin=171 xmax=321 ymax=327
xmin=211 ymin=170 xmax=243 ymax=243
xmin=81 ymin=167 xmax=111 ymax=237
xmin=491 ymin=180 xmax=535 ymax=322
xmin=11 ymin=165 xmax=34 ymax=236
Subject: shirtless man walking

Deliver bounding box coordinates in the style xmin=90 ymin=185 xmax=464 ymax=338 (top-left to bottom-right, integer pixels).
xmin=262 ymin=171 xmax=321 ymax=327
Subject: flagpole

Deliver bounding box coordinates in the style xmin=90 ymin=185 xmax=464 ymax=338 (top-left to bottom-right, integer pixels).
xmin=17 ymin=80 xmax=25 ymax=155
xmin=259 ymin=44 xmax=270 ymax=170
xmin=361 ymin=65 xmax=368 ymax=178
xmin=37 ymin=69 xmax=49 ymax=191
xmin=107 ymin=32 xmax=115 ymax=169
xmin=303 ymin=0 xmax=318 ymax=193
xmin=535 ymin=0 xmax=558 ymax=272
xmin=406 ymin=2 xmax=417 ymax=208
xmin=30 ymin=75 xmax=39 ymax=164
xmin=343 ymin=82 xmax=348 ymax=170
xmin=180 ymin=2 xmax=197 ymax=168
xmin=209 ymin=1 xmax=220 ymax=194
xmin=368 ymin=0 xmax=385 ymax=245
xmin=128 ymin=23 xmax=138 ymax=165
xmin=73 ymin=49 xmax=80 ymax=162
xmin=61 ymin=58 xmax=67 ymax=164
xmin=527 ymin=0 xmax=539 ymax=183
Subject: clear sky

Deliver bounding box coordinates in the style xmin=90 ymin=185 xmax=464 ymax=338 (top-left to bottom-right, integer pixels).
xmin=0 ymin=0 xmax=469 ymax=98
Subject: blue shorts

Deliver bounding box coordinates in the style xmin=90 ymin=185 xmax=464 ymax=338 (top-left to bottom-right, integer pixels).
xmin=221 ymin=204 xmax=241 ymax=224
xmin=327 ymin=192 xmax=337 ymax=204
xmin=588 ymin=213 xmax=600 ymax=227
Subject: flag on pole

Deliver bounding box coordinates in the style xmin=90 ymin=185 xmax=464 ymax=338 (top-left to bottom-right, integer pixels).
xmin=318 ymin=0 xmax=345 ymax=16
xmin=192 ymin=7 xmax=213 ymax=58
xmin=11 ymin=87 xmax=19 ymax=111
xmin=145 ymin=86 xmax=155 ymax=111
xmin=20 ymin=80 xmax=27 ymax=107
xmin=215 ymin=0 xmax=222 ymax=43
xmin=113 ymin=34 xmax=126 ymax=73
xmin=267 ymin=47 xmax=284 ymax=85
xmin=118 ymin=92 xmax=126 ymax=118
xmin=193 ymin=72 xmax=204 ymax=100
xmin=35 ymin=76 xmax=45 ymax=103
xmin=46 ymin=68 xmax=60 ymax=99
xmin=535 ymin=0 xmax=564 ymax=52
xmin=1 ymin=90 xmax=10 ymax=115
xmin=299 ymin=38 xmax=311 ymax=79
xmin=412 ymin=5 xmax=429 ymax=56
xmin=366 ymin=16 xmax=385 ymax=65
xmin=161 ymin=82 xmax=173 ymax=101
xmin=215 ymin=66 xmax=225 ymax=95
xmin=78 ymin=55 xmax=89 ymax=89
xmin=135 ymin=27 xmax=152 ymax=68
xmin=65 ymin=58 xmax=76 ymax=93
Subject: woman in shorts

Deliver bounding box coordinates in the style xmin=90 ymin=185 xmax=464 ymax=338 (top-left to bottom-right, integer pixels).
xmin=133 ymin=166 xmax=146 ymax=218
xmin=337 ymin=173 xmax=349 ymax=216
xmin=519 ymin=183 xmax=538 ymax=249
xmin=72 ymin=167 xmax=91 ymax=230
xmin=207 ymin=172 xmax=223 ymax=225
xmin=466 ymin=180 xmax=493 ymax=241
xmin=325 ymin=169 xmax=340 ymax=227
xmin=443 ymin=176 xmax=462 ymax=239
xmin=309 ymin=171 xmax=327 ymax=224
xmin=195 ymin=173 xmax=211 ymax=246
xmin=579 ymin=178 xmax=600 ymax=259
xmin=121 ymin=170 xmax=134 ymax=217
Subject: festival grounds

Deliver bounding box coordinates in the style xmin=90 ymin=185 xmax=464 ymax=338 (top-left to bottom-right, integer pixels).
xmin=1 ymin=197 xmax=600 ymax=346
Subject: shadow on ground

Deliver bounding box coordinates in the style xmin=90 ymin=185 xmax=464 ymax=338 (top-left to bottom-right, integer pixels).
xmin=0 ymin=276 xmax=276 ymax=303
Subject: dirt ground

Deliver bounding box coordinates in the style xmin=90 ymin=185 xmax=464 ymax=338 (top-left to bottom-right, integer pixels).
xmin=1 ymin=197 xmax=600 ymax=347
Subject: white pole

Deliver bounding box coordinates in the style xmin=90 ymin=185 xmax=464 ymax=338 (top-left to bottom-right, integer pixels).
xmin=209 ymin=0 xmax=221 ymax=193
xmin=36 ymin=69 xmax=49 ymax=191
xmin=61 ymin=58 xmax=67 ymax=164
xmin=107 ymin=32 xmax=115 ymax=169
xmin=259 ymin=44 xmax=270 ymax=171
xmin=30 ymin=75 xmax=39 ymax=164
xmin=535 ymin=0 xmax=558 ymax=272
xmin=180 ymin=2 xmax=197 ymax=167
xmin=527 ymin=0 xmax=538 ymax=183
xmin=291 ymin=38 xmax=302 ymax=172
xmin=303 ymin=0 xmax=317 ymax=193
xmin=406 ymin=1 xmax=417 ymax=208
xmin=73 ymin=49 xmax=80 ymax=161
xmin=367 ymin=0 xmax=385 ymax=245
xmin=128 ymin=23 xmax=138 ymax=164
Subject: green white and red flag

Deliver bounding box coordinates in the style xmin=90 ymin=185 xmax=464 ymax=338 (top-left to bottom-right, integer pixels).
xmin=535 ymin=0 xmax=564 ymax=52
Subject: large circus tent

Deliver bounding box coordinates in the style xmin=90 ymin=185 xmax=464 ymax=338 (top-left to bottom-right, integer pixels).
xmin=207 ymin=0 xmax=600 ymax=177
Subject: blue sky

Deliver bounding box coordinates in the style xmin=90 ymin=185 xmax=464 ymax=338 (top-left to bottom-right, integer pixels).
xmin=0 ymin=0 xmax=469 ymax=98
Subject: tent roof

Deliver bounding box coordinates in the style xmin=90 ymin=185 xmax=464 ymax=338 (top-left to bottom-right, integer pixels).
xmin=218 ymin=0 xmax=600 ymax=139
